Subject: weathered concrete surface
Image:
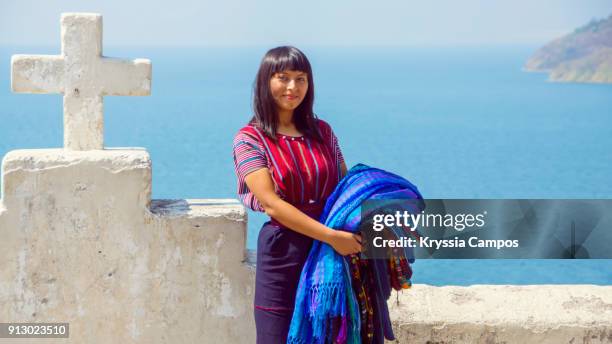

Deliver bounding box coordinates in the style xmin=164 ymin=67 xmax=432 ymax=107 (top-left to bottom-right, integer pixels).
xmin=388 ymin=284 xmax=612 ymax=343
xmin=0 ymin=149 xmax=254 ymax=343
xmin=11 ymin=13 xmax=152 ymax=151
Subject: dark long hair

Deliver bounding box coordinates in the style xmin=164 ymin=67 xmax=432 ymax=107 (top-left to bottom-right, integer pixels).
xmin=251 ymin=46 xmax=322 ymax=142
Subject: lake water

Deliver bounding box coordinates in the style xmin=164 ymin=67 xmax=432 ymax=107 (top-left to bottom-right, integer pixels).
xmin=1 ymin=45 xmax=611 ymax=285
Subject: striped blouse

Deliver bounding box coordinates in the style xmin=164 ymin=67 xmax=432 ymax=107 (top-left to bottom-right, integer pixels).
xmin=233 ymin=119 xmax=345 ymax=212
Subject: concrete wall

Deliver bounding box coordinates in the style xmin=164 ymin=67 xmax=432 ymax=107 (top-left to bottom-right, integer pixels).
xmin=1 ymin=148 xmax=611 ymax=343
xmin=0 ymin=148 xmax=255 ymax=343
xmin=389 ymin=284 xmax=612 ymax=344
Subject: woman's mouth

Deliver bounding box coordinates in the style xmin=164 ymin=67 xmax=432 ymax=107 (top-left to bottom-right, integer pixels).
xmin=285 ymin=95 xmax=298 ymax=100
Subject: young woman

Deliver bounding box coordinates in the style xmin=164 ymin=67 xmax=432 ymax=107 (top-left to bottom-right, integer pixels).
xmin=232 ymin=46 xmax=362 ymax=343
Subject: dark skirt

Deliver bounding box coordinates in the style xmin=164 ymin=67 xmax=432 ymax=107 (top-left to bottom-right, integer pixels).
xmin=254 ymin=221 xmax=313 ymax=344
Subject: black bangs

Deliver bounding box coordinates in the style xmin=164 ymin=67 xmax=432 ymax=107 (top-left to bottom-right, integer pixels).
xmin=267 ymin=47 xmax=311 ymax=74
xmin=250 ymin=46 xmax=323 ymax=143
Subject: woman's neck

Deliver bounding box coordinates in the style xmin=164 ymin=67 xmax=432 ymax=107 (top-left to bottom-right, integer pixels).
xmin=277 ymin=110 xmax=303 ymax=135
xmin=278 ymin=109 xmax=293 ymax=126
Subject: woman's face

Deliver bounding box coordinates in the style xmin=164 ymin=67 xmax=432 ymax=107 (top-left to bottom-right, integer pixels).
xmin=269 ymin=70 xmax=308 ymax=115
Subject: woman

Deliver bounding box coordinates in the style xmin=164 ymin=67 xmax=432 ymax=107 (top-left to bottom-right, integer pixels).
xmin=232 ymin=46 xmax=362 ymax=343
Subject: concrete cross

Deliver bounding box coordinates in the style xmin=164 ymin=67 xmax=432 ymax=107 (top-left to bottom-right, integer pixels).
xmin=11 ymin=13 xmax=152 ymax=151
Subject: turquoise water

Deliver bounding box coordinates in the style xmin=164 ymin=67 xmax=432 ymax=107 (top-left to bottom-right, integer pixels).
xmin=1 ymin=46 xmax=611 ymax=285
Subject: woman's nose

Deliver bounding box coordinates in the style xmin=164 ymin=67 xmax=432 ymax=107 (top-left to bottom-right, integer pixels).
xmin=287 ymin=79 xmax=296 ymax=89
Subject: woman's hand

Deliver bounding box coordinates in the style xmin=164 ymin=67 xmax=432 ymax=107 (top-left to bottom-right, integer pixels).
xmin=327 ymin=230 xmax=362 ymax=256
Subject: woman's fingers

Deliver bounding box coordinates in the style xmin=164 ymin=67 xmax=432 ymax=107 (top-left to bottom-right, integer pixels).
xmin=353 ymin=234 xmax=362 ymax=245
xmin=353 ymin=235 xmax=362 ymax=253
xmin=346 ymin=234 xmax=360 ymax=254
xmin=331 ymin=231 xmax=365 ymax=255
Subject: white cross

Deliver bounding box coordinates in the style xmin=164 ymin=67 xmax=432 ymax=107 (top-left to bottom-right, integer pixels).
xmin=11 ymin=13 xmax=152 ymax=151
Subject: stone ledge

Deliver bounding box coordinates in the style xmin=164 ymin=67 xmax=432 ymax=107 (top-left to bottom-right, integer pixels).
xmin=1 ymin=147 xmax=152 ymax=213
xmin=150 ymin=199 xmax=246 ymax=222
xmin=389 ymin=284 xmax=612 ymax=343
xmin=1 ymin=148 xmax=151 ymax=173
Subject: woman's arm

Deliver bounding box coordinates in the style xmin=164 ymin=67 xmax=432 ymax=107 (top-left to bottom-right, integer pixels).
xmin=340 ymin=161 xmax=347 ymax=179
xmin=245 ymin=167 xmax=361 ymax=255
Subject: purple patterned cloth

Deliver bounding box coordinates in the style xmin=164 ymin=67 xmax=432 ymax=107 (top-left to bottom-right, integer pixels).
xmin=287 ymin=164 xmax=423 ymax=344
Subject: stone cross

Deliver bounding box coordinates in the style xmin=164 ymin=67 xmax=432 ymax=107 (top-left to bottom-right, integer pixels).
xmin=11 ymin=13 xmax=152 ymax=151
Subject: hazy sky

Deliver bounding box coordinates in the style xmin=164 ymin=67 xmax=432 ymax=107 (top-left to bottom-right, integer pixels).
xmin=1 ymin=0 xmax=610 ymax=47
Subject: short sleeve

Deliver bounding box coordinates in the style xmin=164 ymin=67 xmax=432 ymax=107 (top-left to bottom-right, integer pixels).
xmin=329 ymin=127 xmax=345 ymax=167
xmin=233 ymin=131 xmax=267 ymax=211
xmin=318 ymin=119 xmax=345 ymax=168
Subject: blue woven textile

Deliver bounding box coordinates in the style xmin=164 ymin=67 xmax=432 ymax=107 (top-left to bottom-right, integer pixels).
xmin=287 ymin=164 xmax=423 ymax=344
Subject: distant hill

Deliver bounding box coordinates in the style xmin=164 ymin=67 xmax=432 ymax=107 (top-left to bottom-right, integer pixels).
xmin=525 ymin=14 xmax=612 ymax=83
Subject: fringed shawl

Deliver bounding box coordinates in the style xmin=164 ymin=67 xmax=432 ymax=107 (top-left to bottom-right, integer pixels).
xmin=287 ymin=164 xmax=423 ymax=344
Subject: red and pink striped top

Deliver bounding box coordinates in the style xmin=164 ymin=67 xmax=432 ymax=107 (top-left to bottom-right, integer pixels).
xmin=233 ymin=119 xmax=345 ymax=212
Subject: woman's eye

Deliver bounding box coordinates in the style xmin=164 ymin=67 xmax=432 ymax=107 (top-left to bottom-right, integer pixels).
xmin=278 ymin=75 xmax=288 ymax=81
xmin=297 ymin=77 xmax=306 ymax=82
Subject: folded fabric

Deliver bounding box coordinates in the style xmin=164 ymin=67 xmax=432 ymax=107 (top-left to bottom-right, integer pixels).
xmin=287 ymin=164 xmax=423 ymax=344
